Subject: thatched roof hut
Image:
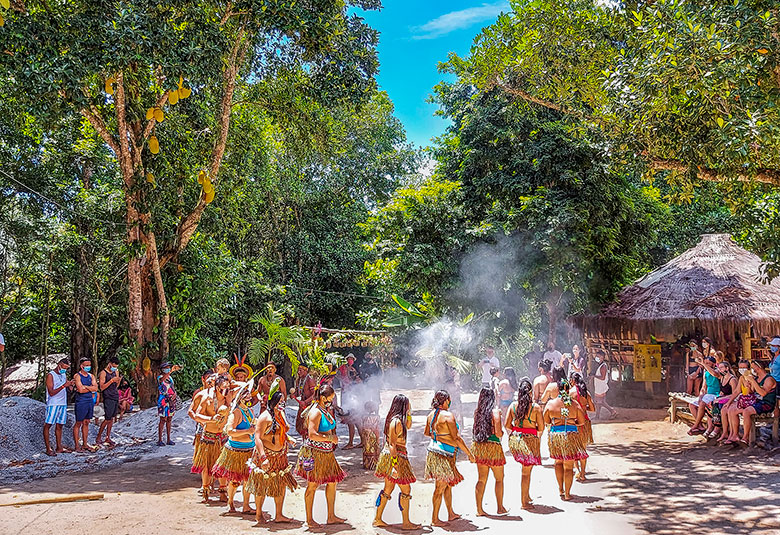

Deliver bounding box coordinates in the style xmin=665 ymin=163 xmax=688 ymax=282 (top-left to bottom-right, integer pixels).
xmin=578 ymin=234 xmax=780 ymax=341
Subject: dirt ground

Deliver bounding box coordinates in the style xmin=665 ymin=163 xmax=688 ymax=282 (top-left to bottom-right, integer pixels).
xmin=1 ymin=389 xmax=779 ymax=535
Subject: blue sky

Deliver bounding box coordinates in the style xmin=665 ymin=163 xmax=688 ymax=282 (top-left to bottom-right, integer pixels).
xmin=357 ymin=1 xmax=510 ymax=148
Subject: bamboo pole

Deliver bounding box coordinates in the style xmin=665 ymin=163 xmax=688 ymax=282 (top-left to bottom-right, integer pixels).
xmin=0 ymin=493 xmax=104 ymax=507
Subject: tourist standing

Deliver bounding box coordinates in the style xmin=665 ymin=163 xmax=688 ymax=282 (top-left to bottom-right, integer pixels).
xmin=157 ymin=362 xmax=178 ymax=446
xmin=423 ymin=390 xmax=474 ymax=527
xmin=43 ymin=357 xmax=75 ymax=456
xmin=592 ymin=350 xmax=617 ymax=420
xmin=543 ymin=342 xmax=563 ymax=371
xmin=568 ymin=344 xmax=587 ymax=378
xmin=373 ymin=393 xmax=419 ymax=530
xmin=505 ymin=378 xmax=544 ymax=509
xmin=96 ymin=356 xmax=120 ymax=447
xmin=472 ymin=388 xmax=507 ymax=517
xmin=479 ymin=347 xmax=500 ymax=389
xmin=73 ymin=357 xmax=98 ymax=452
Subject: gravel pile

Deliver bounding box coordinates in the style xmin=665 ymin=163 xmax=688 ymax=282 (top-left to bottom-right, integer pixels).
xmin=0 ymin=396 xmax=193 ymax=484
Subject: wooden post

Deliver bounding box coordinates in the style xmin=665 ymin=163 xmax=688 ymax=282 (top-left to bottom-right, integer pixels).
xmin=742 ymin=326 xmax=752 ymax=360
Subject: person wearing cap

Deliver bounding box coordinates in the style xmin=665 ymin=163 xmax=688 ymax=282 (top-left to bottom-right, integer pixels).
xmin=43 ymin=357 xmax=75 ymax=456
xmin=73 ymin=357 xmax=99 ymax=452
xmin=157 ymin=362 xmax=178 ymax=446
xmin=768 ymin=337 xmax=780 ymax=395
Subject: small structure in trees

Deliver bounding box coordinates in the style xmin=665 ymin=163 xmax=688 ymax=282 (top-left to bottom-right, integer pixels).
xmin=576 ymin=234 xmax=780 ymax=395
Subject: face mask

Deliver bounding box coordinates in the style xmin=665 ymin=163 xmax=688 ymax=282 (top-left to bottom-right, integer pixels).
xmin=162 ymin=368 xmax=171 ymax=374
xmin=702 ymin=343 xmax=709 ymax=348
xmin=751 ymin=370 xmax=758 ymax=377
xmin=739 ymin=368 xmax=748 ymax=375
xmin=58 ymin=368 xmax=68 ymax=375
xmin=594 ymin=357 xmax=601 ymax=363
xmin=110 ymin=366 xmax=118 ymax=372
xmin=83 ymin=366 xmax=92 ymax=372
xmin=324 ymin=400 xmax=333 ymax=408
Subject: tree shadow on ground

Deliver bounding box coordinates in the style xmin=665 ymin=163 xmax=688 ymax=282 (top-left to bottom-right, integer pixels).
xmin=591 ymin=440 xmax=780 ymax=534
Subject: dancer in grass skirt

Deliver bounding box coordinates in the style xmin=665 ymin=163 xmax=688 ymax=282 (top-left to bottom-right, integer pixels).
xmin=543 ymin=377 xmax=587 ymax=501
xmin=211 ymin=381 xmax=255 ymax=514
xmin=424 ymin=390 xmax=475 ymax=527
xmin=295 ymin=383 xmax=346 ymax=528
xmin=505 ymin=377 xmax=544 ymax=509
xmin=373 ymin=394 xmax=420 ymax=530
xmin=471 ymin=387 xmax=507 ymax=516
xmin=570 ymin=372 xmax=595 ymax=481
xmin=189 ymin=374 xmax=231 ymax=503
xmin=245 ymin=379 xmax=297 ymax=524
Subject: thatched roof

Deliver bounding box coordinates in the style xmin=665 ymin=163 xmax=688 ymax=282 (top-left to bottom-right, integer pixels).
xmin=578 ymin=234 xmax=780 ymax=340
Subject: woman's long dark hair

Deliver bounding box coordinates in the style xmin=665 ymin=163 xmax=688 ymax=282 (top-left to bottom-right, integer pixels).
xmin=318 ymin=384 xmax=335 ymax=400
xmin=504 ymin=367 xmax=518 ymax=390
xmin=431 ymin=390 xmax=450 ymax=409
xmin=514 ymin=377 xmax=533 ymax=426
xmin=570 ymin=372 xmax=589 ymax=399
xmin=472 ymin=388 xmax=496 ymax=443
xmin=385 ymin=394 xmax=410 ymax=440
xmin=551 ymin=366 xmax=566 ymax=384
xmin=267 ymin=390 xmax=283 ymax=443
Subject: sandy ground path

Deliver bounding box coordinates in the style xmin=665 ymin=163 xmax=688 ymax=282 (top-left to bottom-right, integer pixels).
xmin=1 ymin=391 xmax=779 ymax=535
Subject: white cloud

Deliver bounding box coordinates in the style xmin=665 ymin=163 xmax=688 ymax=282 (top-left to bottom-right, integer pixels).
xmin=412 ymin=2 xmax=510 ymax=40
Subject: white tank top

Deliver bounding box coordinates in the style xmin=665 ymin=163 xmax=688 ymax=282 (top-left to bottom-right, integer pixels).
xmin=46 ymin=370 xmax=68 ymax=406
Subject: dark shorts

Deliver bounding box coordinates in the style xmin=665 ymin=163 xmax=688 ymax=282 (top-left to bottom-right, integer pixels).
xmin=75 ymin=401 xmax=94 ymax=422
xmin=104 ymin=397 xmax=119 ymax=420
xmin=752 ymin=400 xmax=774 ymax=415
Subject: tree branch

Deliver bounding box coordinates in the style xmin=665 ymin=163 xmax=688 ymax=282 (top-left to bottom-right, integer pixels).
xmin=80 ymin=105 xmax=120 ymax=155
xmin=646 ymin=157 xmax=780 ymax=186
xmin=160 ymin=25 xmax=248 ymax=268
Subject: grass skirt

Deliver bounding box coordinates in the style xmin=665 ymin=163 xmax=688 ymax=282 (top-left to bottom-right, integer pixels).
xmin=362 ymin=428 xmax=380 ymax=470
xmin=582 ymin=420 xmax=594 ymax=445
xmin=211 ymin=445 xmax=252 ymax=482
xmin=548 ymin=430 xmax=588 ymax=461
xmin=245 ymin=448 xmax=297 ymax=497
xmin=374 ymin=446 xmax=416 ymax=484
xmin=191 ymin=431 xmax=224 ymax=475
xmin=472 ymin=441 xmax=506 ymax=467
xmin=508 ymin=432 xmax=541 ymax=466
xmin=424 ymin=450 xmax=463 ymax=487
xmin=295 ymin=440 xmax=347 ymax=484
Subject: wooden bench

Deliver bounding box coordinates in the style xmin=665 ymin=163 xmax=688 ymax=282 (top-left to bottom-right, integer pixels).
xmin=668 ymin=392 xmax=779 ymax=446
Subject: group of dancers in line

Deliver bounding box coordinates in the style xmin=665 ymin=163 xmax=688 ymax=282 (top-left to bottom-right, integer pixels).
xmin=187 ymin=356 xmax=595 ymax=529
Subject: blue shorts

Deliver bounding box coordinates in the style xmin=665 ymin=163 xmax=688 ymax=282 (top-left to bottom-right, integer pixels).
xmin=45 ymin=405 xmax=68 ymax=425
xmin=75 ymin=401 xmax=94 ymax=422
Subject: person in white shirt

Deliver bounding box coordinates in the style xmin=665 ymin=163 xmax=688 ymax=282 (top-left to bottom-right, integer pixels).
xmin=43 ymin=357 xmax=75 ymax=456
xmin=592 ymin=350 xmax=617 ymax=420
xmin=543 ymin=342 xmax=563 ymax=370
xmin=479 ymin=347 xmax=500 ymax=389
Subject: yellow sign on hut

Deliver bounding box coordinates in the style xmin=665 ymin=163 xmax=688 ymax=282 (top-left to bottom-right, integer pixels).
xmin=634 ymin=344 xmax=662 ymax=382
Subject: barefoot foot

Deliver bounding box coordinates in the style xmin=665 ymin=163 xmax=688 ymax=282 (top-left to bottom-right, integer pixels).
xmin=327 ymin=515 xmax=346 ymax=524
xmin=447 ymin=513 xmax=461 ymax=522
xmin=373 ymin=519 xmax=389 ymax=528
xmin=274 ymin=514 xmax=293 ymax=523
xmin=401 ymin=522 xmax=421 ymax=531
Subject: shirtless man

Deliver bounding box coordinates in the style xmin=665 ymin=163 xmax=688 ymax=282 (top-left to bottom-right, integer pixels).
xmin=257 ymin=363 xmax=287 ymax=412
xmin=247 ymin=383 xmax=297 ymax=524
xmin=539 ymin=366 xmax=567 ymax=405
xmin=189 ymin=375 xmax=231 ymax=502
xmin=291 ymin=362 xmax=316 ymax=436
xmin=532 ymin=358 xmax=553 ymax=404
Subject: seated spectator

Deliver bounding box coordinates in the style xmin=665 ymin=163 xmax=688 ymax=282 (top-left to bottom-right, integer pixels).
xmin=724 ymin=359 xmax=777 ymax=445
xmin=118 ymin=378 xmax=134 ymax=420
xmin=703 ymin=361 xmax=737 ymax=439
xmin=687 ymin=356 xmax=720 ymax=435
xmin=717 ymin=360 xmax=750 ymax=443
